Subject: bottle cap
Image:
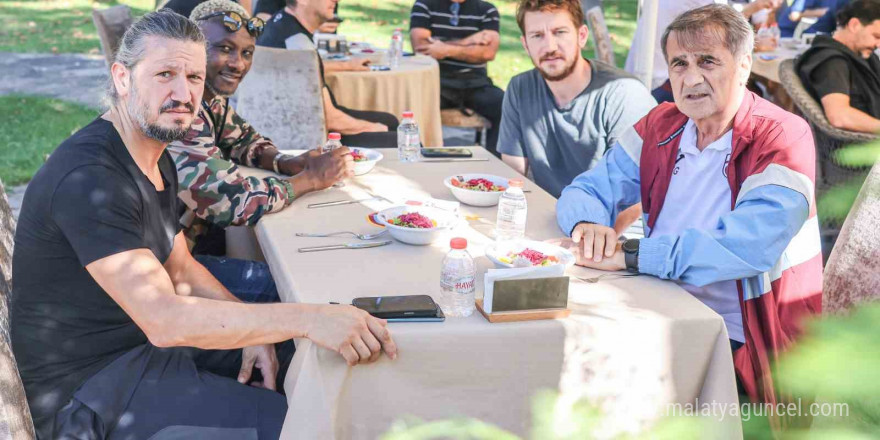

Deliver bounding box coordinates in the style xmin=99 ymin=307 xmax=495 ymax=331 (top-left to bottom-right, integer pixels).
xmin=450 ymin=237 xmax=467 ymax=250
xmin=402 ymin=111 xmax=414 ymax=118
xmin=508 ymin=179 xmax=524 ymax=188
xmin=328 ymin=132 xmax=341 ymax=140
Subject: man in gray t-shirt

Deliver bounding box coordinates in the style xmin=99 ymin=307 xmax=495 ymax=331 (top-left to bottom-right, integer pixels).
xmin=500 ymin=0 xmax=655 ymax=203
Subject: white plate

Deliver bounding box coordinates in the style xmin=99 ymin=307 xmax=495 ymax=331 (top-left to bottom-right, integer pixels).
xmin=350 ymin=147 xmax=383 ymax=176
xmin=443 ymin=174 xmax=509 ymax=207
xmin=485 ymin=239 xmax=576 ymax=269
xmin=376 ymin=205 xmax=457 ymax=245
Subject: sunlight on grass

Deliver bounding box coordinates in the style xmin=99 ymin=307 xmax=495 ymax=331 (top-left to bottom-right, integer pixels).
xmin=0 ymin=95 xmax=99 ymax=185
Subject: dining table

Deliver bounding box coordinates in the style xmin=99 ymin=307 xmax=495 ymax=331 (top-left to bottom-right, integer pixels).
xmin=251 ymin=147 xmax=743 ymax=439
xmin=324 ymin=54 xmax=444 ymax=147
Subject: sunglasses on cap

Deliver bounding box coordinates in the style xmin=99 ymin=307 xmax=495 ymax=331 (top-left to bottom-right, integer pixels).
xmin=197 ymin=11 xmax=265 ymax=38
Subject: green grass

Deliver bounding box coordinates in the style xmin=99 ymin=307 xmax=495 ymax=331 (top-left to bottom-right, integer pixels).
xmin=0 ymin=0 xmax=153 ymax=54
xmin=0 ymin=95 xmax=99 ymax=186
xmin=0 ymin=0 xmax=637 ymax=87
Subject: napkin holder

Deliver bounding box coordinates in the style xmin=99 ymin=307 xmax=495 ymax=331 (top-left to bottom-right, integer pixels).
xmin=476 ymin=276 xmax=571 ymax=323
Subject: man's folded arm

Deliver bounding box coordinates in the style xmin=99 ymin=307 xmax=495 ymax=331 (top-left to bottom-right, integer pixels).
xmin=556 ymin=135 xmax=642 ymax=235
xmin=638 ymin=182 xmax=811 ymax=287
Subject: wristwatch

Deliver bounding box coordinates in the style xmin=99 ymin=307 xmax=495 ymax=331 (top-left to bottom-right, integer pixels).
xmin=272 ymin=152 xmax=287 ymax=174
xmin=622 ymin=238 xmax=640 ymax=274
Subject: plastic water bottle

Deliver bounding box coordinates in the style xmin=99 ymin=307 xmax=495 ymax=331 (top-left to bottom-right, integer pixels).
xmin=390 ymin=28 xmax=404 ymax=69
xmin=397 ymin=111 xmax=420 ymax=162
xmin=322 ymin=132 xmax=344 ymax=187
xmin=495 ymin=179 xmax=527 ymax=241
xmin=440 ymin=237 xmax=476 ymax=317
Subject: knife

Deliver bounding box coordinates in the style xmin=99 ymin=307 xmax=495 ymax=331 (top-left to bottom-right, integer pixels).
xmin=419 ymin=158 xmax=490 ymax=163
xmin=298 ymin=240 xmax=392 ymax=253
xmin=307 ymin=196 xmax=389 ymax=209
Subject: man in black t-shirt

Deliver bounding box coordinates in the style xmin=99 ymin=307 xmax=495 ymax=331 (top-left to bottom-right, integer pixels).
xmin=11 ymin=11 xmax=397 ymax=439
xmin=797 ymin=0 xmax=880 ymax=133
xmin=410 ymin=0 xmax=505 ymax=154
xmin=258 ymin=0 xmax=401 ymax=148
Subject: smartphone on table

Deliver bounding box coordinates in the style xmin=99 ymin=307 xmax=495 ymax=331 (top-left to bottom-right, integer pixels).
xmin=420 ymin=148 xmax=473 ymax=158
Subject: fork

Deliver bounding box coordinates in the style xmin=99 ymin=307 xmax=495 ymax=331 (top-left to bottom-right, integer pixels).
xmin=296 ymin=230 xmax=388 ymax=240
xmin=575 ymin=273 xmax=640 ymax=283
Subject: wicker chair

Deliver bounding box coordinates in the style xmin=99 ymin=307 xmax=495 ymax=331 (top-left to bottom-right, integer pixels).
xmin=778 ymin=58 xmax=877 ymax=256
xmin=778 ymin=59 xmax=877 ymax=190
xmin=0 ymin=178 xmax=36 ymax=439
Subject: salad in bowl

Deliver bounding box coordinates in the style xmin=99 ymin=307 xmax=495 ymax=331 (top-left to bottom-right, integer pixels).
xmin=443 ymin=174 xmax=510 ymax=207
xmin=486 ymin=239 xmax=575 ymax=269
xmin=377 ymin=205 xmax=456 ymax=245
xmin=349 ymin=147 xmax=383 ymax=176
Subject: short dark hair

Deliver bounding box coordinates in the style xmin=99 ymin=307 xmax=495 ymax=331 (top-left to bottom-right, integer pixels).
xmin=286 ymin=0 xmax=296 ymax=7
xmin=516 ymin=0 xmax=584 ymax=35
xmin=661 ymin=4 xmax=754 ymax=60
xmin=836 ymin=0 xmax=880 ymax=28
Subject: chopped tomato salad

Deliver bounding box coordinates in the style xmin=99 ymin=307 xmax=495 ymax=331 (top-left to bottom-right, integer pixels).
xmin=389 ymin=212 xmax=436 ymax=229
xmin=450 ymin=176 xmax=505 ymax=192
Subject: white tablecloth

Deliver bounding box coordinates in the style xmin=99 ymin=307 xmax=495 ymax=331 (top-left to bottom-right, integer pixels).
xmin=253 ymin=148 xmax=742 ymax=439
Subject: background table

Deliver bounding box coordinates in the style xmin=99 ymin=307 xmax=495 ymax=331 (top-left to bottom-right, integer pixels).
xmin=255 ymin=148 xmax=741 ymax=439
xmin=752 ymin=46 xmax=806 ymax=83
xmin=325 ymin=54 xmax=444 ymax=147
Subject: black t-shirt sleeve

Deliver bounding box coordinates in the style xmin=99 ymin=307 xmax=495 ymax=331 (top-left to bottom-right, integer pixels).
xmin=480 ymin=2 xmax=500 ymax=32
xmin=810 ymin=57 xmax=850 ymax=99
xmin=410 ymin=0 xmax=434 ymax=30
xmin=254 ymin=0 xmax=285 ymax=15
xmin=51 ymin=165 xmax=146 ymax=266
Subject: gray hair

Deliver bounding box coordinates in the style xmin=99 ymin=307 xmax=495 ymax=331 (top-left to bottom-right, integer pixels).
xmin=661 ymin=4 xmax=755 ymax=61
xmin=106 ymin=10 xmax=206 ymax=104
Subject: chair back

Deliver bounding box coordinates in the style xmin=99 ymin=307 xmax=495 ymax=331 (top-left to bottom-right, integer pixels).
xmin=585 ymin=6 xmax=614 ymax=66
xmin=823 ymin=162 xmax=880 ymax=314
xmin=235 ymin=47 xmax=326 ymax=150
xmin=778 ymin=59 xmax=878 ymax=189
xmin=92 ymin=5 xmax=134 ymax=66
xmin=0 ymin=178 xmax=36 ymax=439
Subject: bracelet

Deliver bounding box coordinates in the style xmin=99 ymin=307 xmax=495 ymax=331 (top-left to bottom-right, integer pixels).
xmin=272 ymin=152 xmax=286 ymax=174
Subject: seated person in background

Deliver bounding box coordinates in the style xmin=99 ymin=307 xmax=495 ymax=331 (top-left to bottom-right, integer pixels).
xmin=556 ymin=5 xmax=822 ymax=406
xmin=410 ymin=0 xmax=504 ymax=155
xmin=255 ymin=0 xmax=285 ymax=21
xmin=258 ymin=0 xmax=400 ymax=148
xmin=169 ymin=0 xmax=353 ymax=302
xmin=776 ymin=0 xmax=846 ymax=38
xmin=162 ymin=0 xmax=251 ymax=19
xmin=797 ymin=0 xmax=880 ymax=133
xmin=11 ymin=11 xmax=396 ymax=439
xmin=500 ymin=0 xmax=655 ymax=234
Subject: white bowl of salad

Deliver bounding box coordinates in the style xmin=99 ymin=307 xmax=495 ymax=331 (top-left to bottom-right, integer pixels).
xmin=485 ymin=239 xmax=576 ymax=269
xmin=350 ymin=147 xmax=383 ymax=176
xmin=443 ymin=174 xmax=509 ymax=206
xmin=376 ymin=205 xmax=456 ymax=245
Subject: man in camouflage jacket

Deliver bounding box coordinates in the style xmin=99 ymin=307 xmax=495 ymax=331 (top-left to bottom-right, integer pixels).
xmin=168 ymin=0 xmax=353 ymax=302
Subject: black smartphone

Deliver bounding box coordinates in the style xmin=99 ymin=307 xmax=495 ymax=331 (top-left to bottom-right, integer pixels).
xmin=420 ymin=148 xmax=473 ymax=158
xmin=352 ymin=295 xmax=440 ymax=319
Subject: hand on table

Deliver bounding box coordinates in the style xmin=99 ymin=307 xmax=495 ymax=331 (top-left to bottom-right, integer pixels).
xmin=302 ymin=147 xmax=354 ymax=190
xmin=239 ymin=344 xmax=279 ymax=390
xmin=344 ymin=58 xmax=371 ymax=72
xmin=570 ymin=222 xmax=625 ymax=271
xmin=305 ymin=304 xmax=398 ymax=366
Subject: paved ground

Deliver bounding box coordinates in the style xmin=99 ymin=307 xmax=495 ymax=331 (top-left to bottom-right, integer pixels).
xmin=0 ymin=52 xmax=478 ymax=217
xmin=0 ymin=52 xmax=108 ymax=108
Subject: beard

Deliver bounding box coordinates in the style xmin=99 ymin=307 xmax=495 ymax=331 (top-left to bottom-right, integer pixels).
xmin=205 ymin=78 xmax=232 ymax=98
xmin=127 ymin=82 xmax=194 ymax=143
xmin=535 ymin=50 xmax=579 ymax=82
